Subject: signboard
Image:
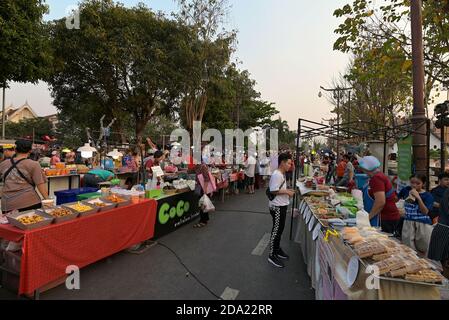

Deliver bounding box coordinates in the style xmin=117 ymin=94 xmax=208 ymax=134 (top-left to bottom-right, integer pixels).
xmin=153 ymin=191 xmax=200 ymax=239
xmin=152 ymin=166 xmax=165 ymax=177
xmin=397 ymin=136 xmax=413 ymax=181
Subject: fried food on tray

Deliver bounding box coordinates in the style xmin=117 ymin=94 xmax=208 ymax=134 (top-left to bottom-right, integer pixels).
xmin=18 ymin=215 xmax=44 ymax=225
xmin=67 ymin=203 xmax=92 ymax=212
xmin=106 ymin=195 xmax=126 ymax=203
xmin=48 ymin=208 xmax=73 ymax=217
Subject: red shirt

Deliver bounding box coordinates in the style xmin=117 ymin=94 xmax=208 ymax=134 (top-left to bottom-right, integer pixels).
xmin=368 ymin=172 xmax=400 ymax=221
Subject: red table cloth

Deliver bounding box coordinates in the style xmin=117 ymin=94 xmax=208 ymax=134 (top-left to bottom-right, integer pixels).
xmin=0 ymin=199 xmax=157 ymax=295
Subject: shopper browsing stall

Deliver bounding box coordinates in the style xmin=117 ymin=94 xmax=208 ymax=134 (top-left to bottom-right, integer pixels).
xmin=428 ymin=187 xmax=449 ymax=279
xmin=359 ymin=156 xmax=400 ymax=235
xmin=0 ymin=139 xmax=49 ymax=213
xmin=244 ymin=153 xmax=257 ymax=194
xmin=430 ymin=172 xmax=449 ymax=223
xmin=194 ymin=161 xmax=212 ymax=228
xmin=84 ymin=168 xmax=114 ymax=188
xmin=1 ymin=144 xmax=15 ymax=161
xmin=267 ymin=153 xmax=296 ymax=268
xmin=335 ymin=155 xmax=347 ymax=185
xmin=336 ymin=154 xmax=354 ymax=188
xmin=50 ymin=151 xmax=61 ymax=166
xmin=398 ymin=175 xmax=434 ymax=255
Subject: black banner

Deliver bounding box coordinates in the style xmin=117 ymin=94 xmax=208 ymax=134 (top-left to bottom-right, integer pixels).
xmin=153 ymin=191 xmax=199 ymax=239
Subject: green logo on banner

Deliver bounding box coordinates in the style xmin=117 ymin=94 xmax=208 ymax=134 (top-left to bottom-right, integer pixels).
xmin=159 ymin=200 xmax=191 ymax=225
xmin=397 ymin=136 xmax=413 ymax=181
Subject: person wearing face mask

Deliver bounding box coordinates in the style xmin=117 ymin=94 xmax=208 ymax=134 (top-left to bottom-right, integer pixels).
xmin=398 ymin=174 xmax=434 ymax=255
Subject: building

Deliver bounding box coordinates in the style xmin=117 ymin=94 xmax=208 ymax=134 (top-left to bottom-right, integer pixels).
xmin=0 ymin=101 xmax=38 ymax=123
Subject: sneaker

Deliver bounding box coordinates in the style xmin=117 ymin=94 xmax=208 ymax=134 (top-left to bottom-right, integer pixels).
xmin=277 ymin=249 xmax=290 ymax=260
xmin=268 ymin=255 xmax=285 ymax=268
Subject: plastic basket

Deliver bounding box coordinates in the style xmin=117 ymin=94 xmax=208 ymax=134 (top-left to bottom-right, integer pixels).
xmin=55 ymin=187 xmax=98 ymax=205
xmin=77 ymin=192 xmax=101 ymax=201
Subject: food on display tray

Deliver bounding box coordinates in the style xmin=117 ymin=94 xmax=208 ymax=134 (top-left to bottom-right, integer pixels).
xmin=47 ymin=208 xmax=73 ymax=218
xmin=67 ymin=203 xmax=93 ymax=212
xmin=18 ymin=215 xmax=44 ymax=225
xmin=7 ymin=211 xmax=53 ymax=230
xmin=405 ymin=270 xmax=445 ymax=284
xmin=106 ymin=195 xmax=127 ymax=203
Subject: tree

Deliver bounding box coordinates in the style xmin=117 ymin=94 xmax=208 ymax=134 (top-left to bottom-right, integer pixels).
xmin=176 ymin=0 xmax=236 ymax=134
xmin=48 ymin=0 xmax=196 ymax=146
xmin=0 ymin=0 xmax=51 ymax=137
xmin=5 ymin=118 xmax=54 ymax=141
xmin=0 ymin=0 xmax=50 ymax=84
xmin=201 ymin=64 xmax=278 ymax=131
xmin=333 ymin=0 xmax=449 ymax=114
xmin=269 ymin=117 xmax=296 ymax=149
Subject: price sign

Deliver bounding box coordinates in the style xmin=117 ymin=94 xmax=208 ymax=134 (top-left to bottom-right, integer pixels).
xmin=152 ymin=166 xmax=164 ymax=177
xmin=347 ymin=256 xmax=360 ymax=288
xmin=312 ymin=223 xmax=321 ymax=241
xmin=308 ymin=215 xmax=316 ymax=231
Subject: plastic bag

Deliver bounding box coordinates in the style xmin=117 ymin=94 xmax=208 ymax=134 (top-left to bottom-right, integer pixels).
xmin=356 ymin=209 xmax=371 ymax=228
xmin=199 ymin=194 xmax=215 ymax=213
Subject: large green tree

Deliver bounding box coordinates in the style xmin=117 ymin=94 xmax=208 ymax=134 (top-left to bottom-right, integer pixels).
xmin=176 ymin=0 xmax=236 ymax=134
xmin=333 ymin=0 xmax=449 ymax=114
xmin=0 ymin=0 xmax=51 ymax=137
xmin=0 ymin=0 xmax=50 ymax=84
xmin=201 ymin=64 xmax=278 ymax=131
xmin=5 ymin=118 xmax=54 ymax=141
xmin=48 ymin=0 xmax=196 ymax=146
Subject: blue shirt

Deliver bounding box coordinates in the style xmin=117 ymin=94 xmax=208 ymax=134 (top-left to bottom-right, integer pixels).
xmin=398 ymin=187 xmax=434 ymax=225
xmin=430 ymin=186 xmax=447 ymax=219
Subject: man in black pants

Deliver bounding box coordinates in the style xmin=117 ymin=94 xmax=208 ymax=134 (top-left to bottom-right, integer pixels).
xmin=268 ymin=153 xmax=296 ymax=268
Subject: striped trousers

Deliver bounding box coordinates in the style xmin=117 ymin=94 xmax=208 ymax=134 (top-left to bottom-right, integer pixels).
xmin=269 ymin=205 xmax=288 ymax=256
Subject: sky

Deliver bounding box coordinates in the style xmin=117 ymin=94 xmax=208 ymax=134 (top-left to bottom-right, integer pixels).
xmin=5 ymin=0 xmax=351 ymax=129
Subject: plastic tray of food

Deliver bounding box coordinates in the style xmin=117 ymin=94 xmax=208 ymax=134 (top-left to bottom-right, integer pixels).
xmin=63 ymin=202 xmax=98 ymax=217
xmin=38 ymin=207 xmax=79 ymax=224
xmin=101 ymin=195 xmax=132 ymax=208
xmin=6 ymin=210 xmax=54 ymax=231
xmin=83 ymin=198 xmax=116 ymax=212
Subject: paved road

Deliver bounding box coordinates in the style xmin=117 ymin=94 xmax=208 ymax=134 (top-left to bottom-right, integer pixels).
xmin=1 ymin=190 xmax=314 ymax=300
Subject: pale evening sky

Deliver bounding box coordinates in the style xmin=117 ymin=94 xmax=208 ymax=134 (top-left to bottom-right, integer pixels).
xmin=6 ymin=0 xmax=351 ymax=129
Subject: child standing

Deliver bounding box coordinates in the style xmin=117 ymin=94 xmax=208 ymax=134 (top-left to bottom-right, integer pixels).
xmin=398 ymin=175 xmax=434 ymax=255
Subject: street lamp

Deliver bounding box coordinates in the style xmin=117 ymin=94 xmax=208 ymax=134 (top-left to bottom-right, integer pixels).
xmin=319 ymin=86 xmax=353 ymax=159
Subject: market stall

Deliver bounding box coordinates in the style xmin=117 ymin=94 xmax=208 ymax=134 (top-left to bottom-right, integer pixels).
xmin=0 ymin=199 xmax=157 ymax=297
xmin=294 ymin=182 xmax=447 ymax=300
xmin=152 ymin=190 xmax=199 ymax=239
xmin=46 ymin=174 xmax=81 ymax=198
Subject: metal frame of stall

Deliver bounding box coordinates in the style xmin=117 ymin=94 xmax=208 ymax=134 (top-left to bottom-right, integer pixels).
xmin=290 ymin=117 xmax=431 ymax=240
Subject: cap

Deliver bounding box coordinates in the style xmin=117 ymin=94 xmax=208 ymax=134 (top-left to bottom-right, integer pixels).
xmin=358 ymin=156 xmax=381 ymax=172
xmin=2 ymin=144 xmax=15 ymax=150
xmin=51 ymin=151 xmax=58 ymax=156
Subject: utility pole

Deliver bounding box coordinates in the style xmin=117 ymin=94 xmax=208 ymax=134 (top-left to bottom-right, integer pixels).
xmin=2 ymin=84 xmax=5 ymax=140
xmin=410 ymin=0 xmax=428 ymax=176
xmin=319 ymin=86 xmax=352 ymax=161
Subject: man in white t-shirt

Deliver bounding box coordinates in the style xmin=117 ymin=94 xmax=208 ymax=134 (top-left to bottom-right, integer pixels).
xmin=268 ymin=153 xmax=295 ymax=268
xmin=244 ymin=154 xmax=257 ymax=194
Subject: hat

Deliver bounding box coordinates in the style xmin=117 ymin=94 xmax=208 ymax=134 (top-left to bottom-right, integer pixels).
xmin=51 ymin=151 xmax=58 ymax=156
xmin=359 ymin=156 xmax=381 ymax=172
xmin=2 ymin=144 xmax=15 ymax=150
